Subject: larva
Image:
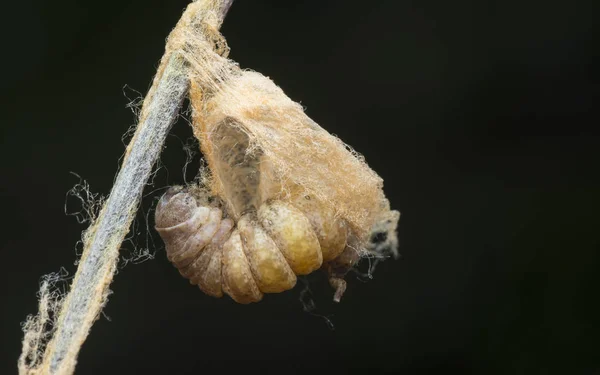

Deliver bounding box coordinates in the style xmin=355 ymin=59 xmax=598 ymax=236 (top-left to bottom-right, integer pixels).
xmin=155 ymin=30 xmax=400 ymax=303
xmin=155 ymin=185 xmax=388 ymax=303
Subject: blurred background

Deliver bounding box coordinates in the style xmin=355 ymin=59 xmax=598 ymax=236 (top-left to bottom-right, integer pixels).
xmin=0 ymin=0 xmax=597 ymax=374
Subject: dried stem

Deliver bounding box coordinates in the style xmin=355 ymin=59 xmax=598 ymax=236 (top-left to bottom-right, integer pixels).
xmin=47 ymin=55 xmax=188 ymax=375
xmin=19 ymin=1 xmax=233 ymax=374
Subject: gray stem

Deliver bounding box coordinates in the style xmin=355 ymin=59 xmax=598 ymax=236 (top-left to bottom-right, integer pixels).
xmin=46 ymin=54 xmax=189 ymax=375
xmin=26 ymin=1 xmax=235 ymax=374
xmin=219 ymin=0 xmax=234 ymax=19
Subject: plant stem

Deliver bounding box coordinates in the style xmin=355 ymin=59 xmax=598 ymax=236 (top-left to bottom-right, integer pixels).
xmin=47 ymin=54 xmax=189 ymax=375
xmin=20 ymin=1 xmax=234 ymax=374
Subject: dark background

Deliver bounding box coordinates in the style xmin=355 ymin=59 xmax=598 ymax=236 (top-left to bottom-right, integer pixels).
xmin=0 ymin=0 xmax=597 ymax=374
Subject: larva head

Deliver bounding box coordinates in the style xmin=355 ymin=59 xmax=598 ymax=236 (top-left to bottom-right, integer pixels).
xmin=155 ymin=186 xmax=198 ymax=229
xmin=155 ymin=185 xmax=219 ymax=228
xmin=154 ymin=186 xmax=219 ymax=261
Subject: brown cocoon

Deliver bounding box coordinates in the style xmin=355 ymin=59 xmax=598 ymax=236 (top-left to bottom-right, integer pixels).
xmin=167 ymin=1 xmax=397 ymax=250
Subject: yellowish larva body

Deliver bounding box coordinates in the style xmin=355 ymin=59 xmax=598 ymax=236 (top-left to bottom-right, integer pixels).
xmin=155 ymin=186 xmax=377 ymax=304
xmin=237 ymin=214 xmax=297 ymax=293
xmin=258 ymin=200 xmax=322 ymax=275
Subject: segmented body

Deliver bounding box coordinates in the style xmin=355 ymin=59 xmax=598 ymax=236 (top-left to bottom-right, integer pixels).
xmin=155 ymin=186 xmax=360 ymax=303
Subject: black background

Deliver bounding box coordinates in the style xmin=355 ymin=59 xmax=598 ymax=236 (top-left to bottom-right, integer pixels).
xmin=1 ymin=0 xmax=597 ymax=374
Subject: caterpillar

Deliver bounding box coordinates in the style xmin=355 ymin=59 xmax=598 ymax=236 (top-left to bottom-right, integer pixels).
xmin=155 ymin=184 xmax=399 ymax=304
xmin=155 ymin=54 xmax=400 ymax=304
